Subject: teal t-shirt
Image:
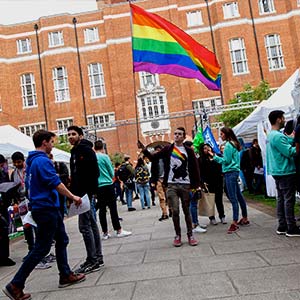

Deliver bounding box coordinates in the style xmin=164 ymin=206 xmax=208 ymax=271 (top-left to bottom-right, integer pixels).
xmin=266 ymin=130 xmax=296 ymax=176
xmin=213 ymin=141 xmax=240 ymax=173
xmin=96 ymin=152 xmax=114 ymax=187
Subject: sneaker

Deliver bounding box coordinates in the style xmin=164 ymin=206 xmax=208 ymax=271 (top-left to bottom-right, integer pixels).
xmin=116 ymin=229 xmax=132 ymax=238
xmin=199 ymin=224 xmax=207 ymax=229
xmin=188 ymin=235 xmax=198 ymax=246
xmin=44 ymin=253 xmax=56 ymax=263
xmin=286 ymin=227 xmax=300 ymax=237
xmin=152 ymin=202 xmax=156 ymax=206
xmin=35 ymin=261 xmax=51 ymax=270
xmin=276 ymin=226 xmax=287 ymax=235
xmin=237 ymin=218 xmax=250 ymax=226
xmin=3 ymin=283 xmax=31 ymax=300
xmin=158 ymin=215 xmax=169 ymax=221
xmin=173 ymin=235 xmax=182 ymax=247
xmin=102 ymin=233 xmax=111 ymax=240
xmin=220 ymin=217 xmax=227 ymax=224
xmin=97 ymin=259 xmax=105 ymax=267
xmin=74 ymin=261 xmax=101 ymax=274
xmin=0 ymin=258 xmax=16 ymax=267
xmin=192 ymin=225 xmax=207 ymax=233
xmin=227 ymin=223 xmax=239 ymax=234
xmin=210 ymin=219 xmax=218 ymax=225
xmin=58 ymin=272 xmax=86 ymax=288
xmin=128 ymin=207 xmax=136 ymax=211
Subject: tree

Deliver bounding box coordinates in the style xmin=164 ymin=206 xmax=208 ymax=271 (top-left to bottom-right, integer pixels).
xmin=217 ymin=81 xmax=273 ymax=128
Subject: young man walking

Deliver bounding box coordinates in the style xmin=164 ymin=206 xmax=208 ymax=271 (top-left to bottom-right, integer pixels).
xmin=266 ymin=110 xmax=299 ymax=237
xmin=67 ymin=126 xmax=103 ymax=273
xmin=3 ymin=130 xmax=85 ymax=300
xmin=138 ymin=127 xmax=201 ymax=247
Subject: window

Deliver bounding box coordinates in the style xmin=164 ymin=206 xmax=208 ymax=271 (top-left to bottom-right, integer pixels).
xmin=87 ymin=113 xmax=116 ymax=130
xmin=222 ymin=2 xmax=239 ymax=19
xmin=139 ymin=72 xmax=159 ymax=90
xmin=20 ymin=73 xmax=37 ymax=108
xmin=16 ymin=38 xmax=32 ymax=54
xmin=193 ymin=97 xmax=222 ymax=112
xmin=88 ymin=63 xmax=106 ymax=98
xmin=19 ymin=123 xmax=46 ymax=136
xmin=84 ymin=27 xmax=99 ymax=44
xmin=48 ymin=31 xmax=64 ymax=47
xmin=298 ymin=0 xmax=300 ymax=6
xmin=52 ymin=67 xmax=70 ymax=102
xmin=265 ymin=34 xmax=285 ymax=70
xmin=229 ymin=38 xmax=249 ymax=75
xmin=258 ymin=0 xmax=275 ymax=14
xmin=56 ymin=118 xmax=73 ymax=133
xmin=186 ymin=11 xmax=203 ymax=27
xmin=139 ymin=94 xmax=167 ymax=120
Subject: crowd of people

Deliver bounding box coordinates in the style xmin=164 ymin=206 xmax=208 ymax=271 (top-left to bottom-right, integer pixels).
xmin=1 ymin=110 xmax=300 ymax=299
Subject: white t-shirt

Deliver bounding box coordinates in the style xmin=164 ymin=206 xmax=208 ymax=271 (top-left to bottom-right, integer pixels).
xmin=168 ymin=145 xmax=190 ymax=184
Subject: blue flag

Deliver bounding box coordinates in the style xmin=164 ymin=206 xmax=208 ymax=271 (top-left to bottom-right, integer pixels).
xmin=203 ymin=126 xmax=221 ymax=154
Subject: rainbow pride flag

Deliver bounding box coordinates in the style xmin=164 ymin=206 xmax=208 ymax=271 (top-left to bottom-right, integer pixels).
xmin=172 ymin=146 xmax=186 ymax=161
xmin=130 ymin=4 xmax=221 ymax=91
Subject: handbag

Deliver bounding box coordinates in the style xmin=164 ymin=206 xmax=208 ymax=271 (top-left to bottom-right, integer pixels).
xmin=198 ymin=184 xmax=215 ymax=217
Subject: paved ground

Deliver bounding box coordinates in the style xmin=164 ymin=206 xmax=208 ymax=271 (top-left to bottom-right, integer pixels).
xmin=1 ymin=197 xmax=300 ymax=300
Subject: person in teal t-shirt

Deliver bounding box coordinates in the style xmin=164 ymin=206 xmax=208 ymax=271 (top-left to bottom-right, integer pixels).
xmin=266 ymin=110 xmax=299 ymax=237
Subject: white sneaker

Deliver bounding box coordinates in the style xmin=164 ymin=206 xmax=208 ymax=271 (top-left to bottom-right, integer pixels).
xmin=192 ymin=225 xmax=207 ymax=233
xmin=35 ymin=261 xmax=51 ymax=270
xmin=199 ymin=224 xmax=207 ymax=229
xmin=210 ymin=219 xmax=218 ymax=225
xmin=116 ymin=229 xmax=132 ymax=238
xmin=102 ymin=233 xmax=111 ymax=240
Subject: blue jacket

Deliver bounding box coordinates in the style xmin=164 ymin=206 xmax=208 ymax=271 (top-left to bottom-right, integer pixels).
xmin=26 ymin=151 xmax=61 ymax=210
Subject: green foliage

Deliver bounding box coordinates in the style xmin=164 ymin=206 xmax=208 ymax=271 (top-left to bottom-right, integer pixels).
xmin=217 ymin=80 xmax=273 ymax=128
xmin=109 ymin=152 xmax=124 ymax=166
xmin=54 ymin=135 xmax=71 ymax=153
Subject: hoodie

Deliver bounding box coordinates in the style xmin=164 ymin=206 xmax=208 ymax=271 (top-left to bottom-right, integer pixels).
xmin=70 ymin=139 xmax=99 ymax=196
xmin=26 ymin=151 xmax=61 ymax=210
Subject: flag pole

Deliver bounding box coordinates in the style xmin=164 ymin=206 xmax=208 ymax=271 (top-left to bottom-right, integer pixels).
xmin=128 ymin=0 xmax=140 ymax=142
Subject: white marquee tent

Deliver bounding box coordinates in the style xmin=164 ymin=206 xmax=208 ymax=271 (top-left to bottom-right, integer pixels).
xmin=0 ymin=125 xmax=70 ymax=162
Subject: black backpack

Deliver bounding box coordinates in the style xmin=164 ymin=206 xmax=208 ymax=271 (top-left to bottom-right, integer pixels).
xmin=117 ymin=163 xmax=132 ymax=183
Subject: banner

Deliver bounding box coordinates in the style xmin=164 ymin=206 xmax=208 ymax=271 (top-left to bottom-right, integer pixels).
xmin=203 ymin=126 xmax=221 ymax=154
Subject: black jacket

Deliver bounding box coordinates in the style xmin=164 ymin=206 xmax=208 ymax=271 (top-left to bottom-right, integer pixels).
xmin=144 ymin=143 xmax=201 ymax=189
xmin=70 ymin=139 xmax=99 ymax=197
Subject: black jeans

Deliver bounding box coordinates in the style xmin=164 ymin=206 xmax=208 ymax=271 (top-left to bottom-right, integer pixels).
xmin=97 ymin=184 xmax=121 ymax=233
xmin=0 ymin=211 xmax=9 ymax=262
xmin=78 ymin=209 xmax=103 ymax=264
xmin=273 ymin=174 xmax=297 ymax=230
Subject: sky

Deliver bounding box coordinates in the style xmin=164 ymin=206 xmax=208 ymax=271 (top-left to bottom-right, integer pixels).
xmin=0 ymin=0 xmax=98 ymax=25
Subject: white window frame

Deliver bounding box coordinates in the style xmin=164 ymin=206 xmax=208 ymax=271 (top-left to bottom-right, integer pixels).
xmin=87 ymin=113 xmax=116 ymax=131
xmin=48 ymin=31 xmax=64 ymax=47
xmin=222 ymin=2 xmax=240 ymax=19
xmin=19 ymin=122 xmax=46 ymax=137
xmin=139 ymin=72 xmax=160 ymax=90
xmin=20 ymin=73 xmax=37 ymax=108
xmin=56 ymin=118 xmax=73 ymax=133
xmin=52 ymin=66 xmax=70 ymax=102
xmin=84 ymin=27 xmax=99 ymax=44
xmin=186 ymin=10 xmax=203 ymax=27
xmin=265 ymin=34 xmax=285 ymax=71
xmin=258 ymin=0 xmax=275 ymax=14
xmin=298 ymin=0 xmax=300 ymax=7
xmin=192 ymin=97 xmax=222 ymax=112
xmin=139 ymin=93 xmax=167 ymax=120
xmin=16 ymin=38 xmax=32 ymax=54
xmin=229 ymin=38 xmax=249 ymax=75
xmin=88 ymin=63 xmax=106 ymax=98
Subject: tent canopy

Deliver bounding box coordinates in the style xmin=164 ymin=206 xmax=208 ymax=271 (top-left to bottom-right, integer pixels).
xmin=233 ymin=69 xmax=299 ymax=138
xmin=0 ymin=125 xmax=70 ymax=162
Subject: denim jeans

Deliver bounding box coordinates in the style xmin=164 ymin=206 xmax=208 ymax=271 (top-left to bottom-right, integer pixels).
xmin=12 ymin=208 xmax=71 ymax=289
xmin=273 ymin=174 xmax=297 ymax=230
xmin=78 ymin=209 xmax=103 ymax=264
xmin=137 ymin=183 xmax=151 ymax=208
xmin=97 ymin=184 xmax=121 ymax=233
xmin=0 ymin=211 xmax=9 ymax=261
xmin=224 ymin=171 xmax=248 ymax=222
xmin=167 ymin=184 xmax=193 ymax=237
xmin=189 ymin=192 xmax=198 ymax=225
xmin=124 ymin=184 xmax=134 ymax=208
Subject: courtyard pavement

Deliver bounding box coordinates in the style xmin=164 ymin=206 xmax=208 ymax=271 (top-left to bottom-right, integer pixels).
xmin=1 ymin=197 xmax=300 ymax=300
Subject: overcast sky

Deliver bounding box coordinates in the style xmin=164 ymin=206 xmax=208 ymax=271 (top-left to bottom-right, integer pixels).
xmin=0 ymin=0 xmax=98 ymax=25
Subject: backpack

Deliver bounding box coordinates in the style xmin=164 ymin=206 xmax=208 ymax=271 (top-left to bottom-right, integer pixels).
xmin=117 ymin=163 xmax=132 ymax=183
xmin=135 ymin=166 xmax=150 ymax=184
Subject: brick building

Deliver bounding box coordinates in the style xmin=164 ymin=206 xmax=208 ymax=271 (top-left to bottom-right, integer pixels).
xmin=0 ymin=0 xmax=299 ymax=157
